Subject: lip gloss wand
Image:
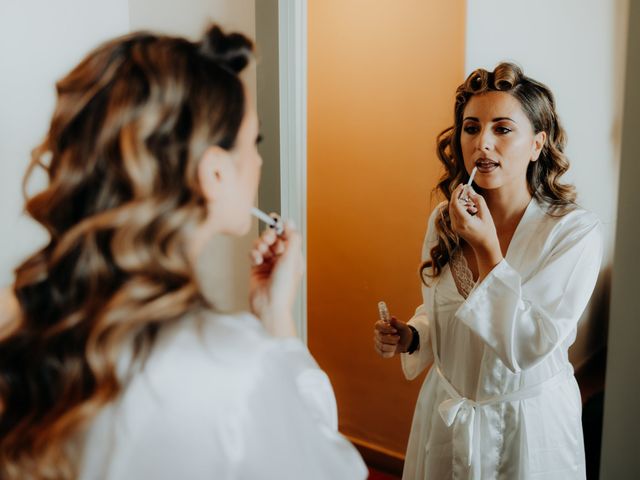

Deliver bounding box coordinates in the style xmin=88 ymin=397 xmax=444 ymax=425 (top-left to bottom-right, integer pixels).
xmin=251 ymin=207 xmax=284 ymax=235
xmin=467 ymin=166 xmax=478 ymax=188
xmin=460 ymin=166 xmax=478 ymax=211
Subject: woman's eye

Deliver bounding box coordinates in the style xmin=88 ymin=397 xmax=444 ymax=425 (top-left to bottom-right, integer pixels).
xmin=463 ymin=125 xmax=479 ymax=134
xmin=495 ymin=126 xmax=512 ymax=134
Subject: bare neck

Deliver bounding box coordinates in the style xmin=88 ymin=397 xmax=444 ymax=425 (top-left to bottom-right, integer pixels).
xmin=0 ymin=288 xmax=21 ymax=340
xmin=481 ymin=183 xmax=532 ymax=232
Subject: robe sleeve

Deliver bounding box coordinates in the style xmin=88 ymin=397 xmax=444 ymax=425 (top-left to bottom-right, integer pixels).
xmin=400 ymin=304 xmax=432 ymax=380
xmin=400 ymin=203 xmax=443 ymax=380
xmin=236 ymin=338 xmax=368 ymax=480
xmin=455 ymin=211 xmax=603 ymax=373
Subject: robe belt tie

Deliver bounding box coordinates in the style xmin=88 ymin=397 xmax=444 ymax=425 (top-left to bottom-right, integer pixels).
xmin=434 ymin=363 xmax=574 ymax=480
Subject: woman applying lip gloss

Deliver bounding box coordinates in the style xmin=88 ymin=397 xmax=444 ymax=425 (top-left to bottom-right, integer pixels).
xmin=373 ymin=63 xmax=602 ymax=479
xmin=0 ymin=25 xmax=367 ymax=479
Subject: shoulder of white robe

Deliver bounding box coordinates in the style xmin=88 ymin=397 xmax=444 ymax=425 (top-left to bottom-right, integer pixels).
xmin=553 ymin=207 xmax=602 ymax=244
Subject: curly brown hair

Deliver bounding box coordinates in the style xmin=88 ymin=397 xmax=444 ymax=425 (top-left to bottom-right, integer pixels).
xmin=421 ymin=62 xmax=576 ymax=283
xmin=0 ymin=25 xmax=253 ymax=479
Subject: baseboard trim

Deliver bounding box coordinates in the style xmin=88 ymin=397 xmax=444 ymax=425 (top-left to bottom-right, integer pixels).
xmin=347 ymin=435 xmax=405 ymax=476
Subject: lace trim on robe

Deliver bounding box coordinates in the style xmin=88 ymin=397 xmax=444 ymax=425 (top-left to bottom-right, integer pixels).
xmin=450 ymin=248 xmax=476 ymax=299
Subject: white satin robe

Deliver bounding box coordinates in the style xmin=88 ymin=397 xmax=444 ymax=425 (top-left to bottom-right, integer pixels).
xmin=401 ymin=198 xmax=603 ymax=480
xmin=77 ymin=311 xmax=367 ymax=480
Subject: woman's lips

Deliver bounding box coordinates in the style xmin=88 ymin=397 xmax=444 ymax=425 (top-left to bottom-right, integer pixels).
xmin=475 ymin=159 xmax=499 ymax=173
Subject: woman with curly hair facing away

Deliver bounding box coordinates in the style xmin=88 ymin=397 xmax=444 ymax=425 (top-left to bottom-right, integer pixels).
xmin=374 ymin=63 xmax=602 ymax=479
xmin=0 ymin=25 xmax=366 ymax=480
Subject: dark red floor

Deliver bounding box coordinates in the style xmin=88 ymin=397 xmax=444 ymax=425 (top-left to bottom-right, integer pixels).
xmin=367 ymin=467 xmax=401 ymax=480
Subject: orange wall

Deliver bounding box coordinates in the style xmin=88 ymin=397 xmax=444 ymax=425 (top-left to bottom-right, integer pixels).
xmin=307 ymin=0 xmax=466 ymax=457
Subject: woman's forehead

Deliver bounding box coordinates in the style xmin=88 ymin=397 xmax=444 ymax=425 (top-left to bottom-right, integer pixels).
xmin=463 ymin=91 xmax=526 ymax=121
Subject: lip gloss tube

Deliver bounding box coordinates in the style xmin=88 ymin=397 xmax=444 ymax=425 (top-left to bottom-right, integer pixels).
xmin=378 ymin=301 xmax=391 ymax=323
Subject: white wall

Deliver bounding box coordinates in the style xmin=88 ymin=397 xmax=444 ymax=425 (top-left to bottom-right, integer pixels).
xmin=0 ymin=0 xmax=257 ymax=312
xmin=0 ymin=0 xmax=130 ymax=286
xmin=601 ymin=2 xmax=640 ymax=475
xmin=465 ymin=0 xmax=629 ymax=368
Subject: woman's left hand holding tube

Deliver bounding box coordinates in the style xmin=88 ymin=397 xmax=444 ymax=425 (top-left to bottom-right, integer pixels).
xmin=449 ymin=184 xmax=503 ymax=282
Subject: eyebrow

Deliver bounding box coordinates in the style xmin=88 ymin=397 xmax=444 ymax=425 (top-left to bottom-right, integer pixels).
xmin=463 ymin=116 xmax=517 ymax=123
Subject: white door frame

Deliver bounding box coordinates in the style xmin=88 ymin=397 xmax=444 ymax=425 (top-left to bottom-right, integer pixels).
xmin=278 ymin=0 xmax=308 ymax=343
